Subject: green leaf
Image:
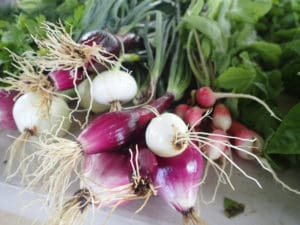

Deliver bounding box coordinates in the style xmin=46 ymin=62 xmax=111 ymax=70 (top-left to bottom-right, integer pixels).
xmin=228 ymin=0 xmax=273 ymax=23
xmin=247 ymin=41 xmax=282 ymax=67
xmin=183 ymin=15 xmax=227 ymax=53
xmin=265 ymin=103 xmax=300 ymax=155
xmin=216 ymin=66 xmax=256 ymax=91
xmin=224 ymin=197 xmax=245 ymax=218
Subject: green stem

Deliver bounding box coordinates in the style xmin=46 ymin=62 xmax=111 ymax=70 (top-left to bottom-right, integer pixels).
xmin=193 ymin=30 xmax=210 ymax=87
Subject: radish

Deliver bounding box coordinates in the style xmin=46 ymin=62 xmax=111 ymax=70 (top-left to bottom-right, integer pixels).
xmin=228 ymin=120 xmax=300 ymax=195
xmin=202 ymin=129 xmax=230 ymax=161
xmin=145 ymin=112 xmax=264 ymax=189
xmin=195 ymin=86 xmax=281 ymax=121
xmin=0 ymin=90 xmax=18 ymax=130
xmin=155 ymin=145 xmax=206 ymax=225
xmin=183 ymin=106 xmax=204 ymax=128
xmin=212 ymin=103 xmax=232 ymax=131
xmin=174 ymin=104 xmax=190 ymax=118
xmin=5 ymin=92 xmax=71 ymax=179
xmin=16 ymin=93 xmax=174 ymax=207
xmin=91 ymin=69 xmax=138 ymax=111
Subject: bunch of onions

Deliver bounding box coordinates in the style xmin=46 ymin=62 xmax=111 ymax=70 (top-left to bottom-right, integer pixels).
xmin=13 ymin=93 xmax=174 ymax=208
xmin=0 ymin=53 xmax=71 ymax=179
xmin=46 ymin=145 xmax=158 ymax=225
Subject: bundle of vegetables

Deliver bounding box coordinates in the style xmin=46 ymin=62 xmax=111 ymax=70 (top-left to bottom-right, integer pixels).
xmin=0 ymin=0 xmax=299 ymax=225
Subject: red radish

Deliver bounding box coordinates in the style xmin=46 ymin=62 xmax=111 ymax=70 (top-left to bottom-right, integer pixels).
xmin=227 ymin=120 xmax=300 ymax=195
xmin=195 ymin=87 xmax=216 ymax=108
xmin=155 ymin=145 xmax=206 ymax=225
xmin=48 ymin=68 xmax=84 ymax=91
xmin=195 ymin=86 xmax=281 ymax=121
xmin=174 ymin=104 xmax=190 ymax=118
xmin=17 ymin=93 xmax=174 ymax=207
xmin=0 ymin=90 xmax=18 ymax=129
xmin=183 ymin=106 xmax=203 ymax=127
xmin=202 ymin=129 xmax=230 ymax=160
xmin=212 ymin=103 xmax=232 ymax=131
xmin=227 ymin=120 xmax=263 ymax=160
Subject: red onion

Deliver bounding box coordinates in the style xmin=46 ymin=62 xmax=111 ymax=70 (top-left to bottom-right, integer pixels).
xmin=48 ymin=68 xmax=84 ymax=91
xmin=23 ymin=93 xmax=174 ymax=207
xmin=155 ymin=145 xmax=204 ymax=220
xmin=0 ymin=90 xmax=17 ymax=129
xmin=79 ymin=30 xmax=121 ymax=73
xmin=78 ymin=92 xmax=174 ymax=154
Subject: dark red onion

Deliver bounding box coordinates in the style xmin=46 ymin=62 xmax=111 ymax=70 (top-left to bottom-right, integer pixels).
xmin=79 ymin=30 xmax=121 ymax=73
xmin=0 ymin=90 xmax=17 ymax=129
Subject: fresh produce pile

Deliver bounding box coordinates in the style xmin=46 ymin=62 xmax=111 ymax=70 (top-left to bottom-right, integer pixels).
xmin=0 ymin=0 xmax=299 ymax=224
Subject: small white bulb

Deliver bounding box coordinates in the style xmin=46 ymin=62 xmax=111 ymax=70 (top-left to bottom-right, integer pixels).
xmin=13 ymin=92 xmax=71 ymax=136
xmin=77 ymin=79 xmax=109 ymax=113
xmin=146 ymin=113 xmax=188 ymax=157
xmin=92 ymin=70 xmax=138 ymax=105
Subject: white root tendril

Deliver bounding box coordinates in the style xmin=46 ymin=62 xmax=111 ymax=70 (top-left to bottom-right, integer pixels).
xmin=12 ymin=133 xmax=84 ymax=209
xmin=4 ymin=130 xmax=33 ymax=180
xmin=214 ymin=92 xmax=282 ymax=122
xmin=260 ymin=158 xmax=300 ymax=195
xmin=46 ymin=189 xmax=96 ymax=225
xmin=27 ymin=21 xmax=118 ymax=72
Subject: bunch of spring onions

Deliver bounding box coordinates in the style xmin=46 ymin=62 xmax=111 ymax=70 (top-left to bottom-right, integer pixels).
xmin=0 ymin=1 xmax=300 ymax=225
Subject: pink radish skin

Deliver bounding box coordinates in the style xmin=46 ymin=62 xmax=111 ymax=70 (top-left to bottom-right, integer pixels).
xmin=174 ymin=104 xmax=190 ymax=118
xmin=183 ymin=106 xmax=203 ymax=127
xmin=202 ymin=129 xmax=230 ymax=160
xmin=155 ymin=145 xmax=204 ymax=213
xmin=0 ymin=90 xmax=18 ymax=129
xmin=212 ymin=103 xmax=232 ymax=131
xmin=195 ymin=87 xmax=216 ymax=108
xmin=227 ymin=120 xmax=263 ymax=160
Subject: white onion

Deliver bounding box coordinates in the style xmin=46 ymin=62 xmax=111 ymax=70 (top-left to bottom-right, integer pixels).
xmin=92 ymin=70 xmax=137 ymax=105
xmin=13 ymin=92 xmax=71 ymax=137
xmin=145 ymin=113 xmax=188 ymax=157
xmin=77 ymin=79 xmax=109 ymax=113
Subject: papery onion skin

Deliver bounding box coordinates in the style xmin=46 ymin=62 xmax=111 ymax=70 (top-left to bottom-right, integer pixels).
xmin=155 ymin=145 xmax=204 ymax=212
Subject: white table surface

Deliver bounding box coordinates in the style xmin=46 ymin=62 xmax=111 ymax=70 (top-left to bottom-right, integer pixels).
xmin=0 ymin=128 xmax=299 ymax=225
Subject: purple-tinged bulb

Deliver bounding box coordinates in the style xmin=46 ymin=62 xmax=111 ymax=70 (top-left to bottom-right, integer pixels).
xmin=155 ymin=145 xmax=204 ymax=212
xmin=48 ymin=68 xmax=84 ymax=91
xmin=0 ymin=90 xmax=18 ymax=129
